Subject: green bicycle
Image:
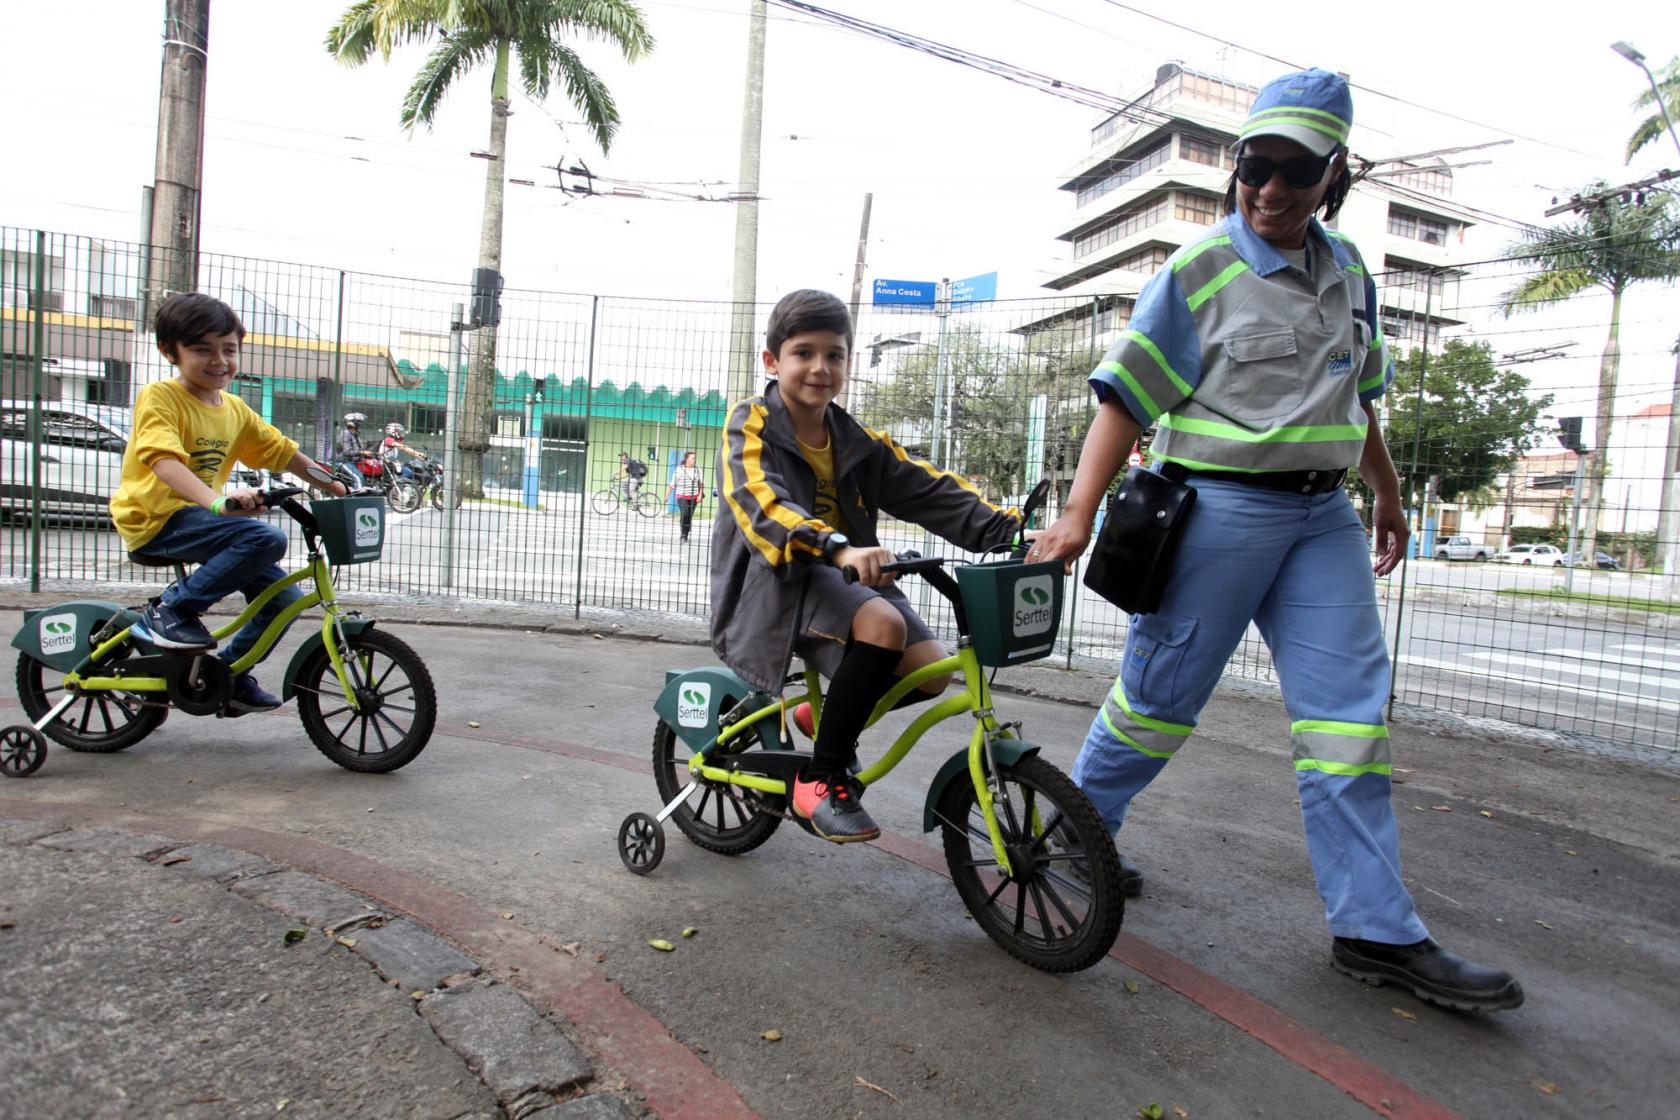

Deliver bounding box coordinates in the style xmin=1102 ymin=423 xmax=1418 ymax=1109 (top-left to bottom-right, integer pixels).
xmin=618 ymin=484 xmax=1125 ymax=973
xmin=2 ymin=487 xmax=436 ymax=778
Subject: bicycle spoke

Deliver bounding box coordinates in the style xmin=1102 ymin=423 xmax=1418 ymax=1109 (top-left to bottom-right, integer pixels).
xmin=982 ymin=874 xmax=1011 ymax=910
xmin=1035 ymin=874 xmax=1081 ymax=932
xmin=369 ymin=711 xmax=392 ymax=753
xmin=1025 ymin=879 xmax=1058 ymax=940
xmin=1030 ymin=810 xmax=1067 ymax=853
xmin=358 ymin=714 xmax=371 ymax=756
xmin=370 ymin=657 xmax=398 ymax=692
xmin=1012 ymin=878 xmax=1028 ymax=935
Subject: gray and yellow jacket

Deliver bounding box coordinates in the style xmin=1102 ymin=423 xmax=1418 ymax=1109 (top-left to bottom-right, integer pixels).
xmin=711 ymin=380 xmax=1022 ymax=692
xmin=1091 ymin=212 xmax=1394 ymax=472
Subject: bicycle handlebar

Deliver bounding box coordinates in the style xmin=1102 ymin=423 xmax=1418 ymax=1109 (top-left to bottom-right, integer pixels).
xmin=842 ymin=551 xmax=969 ymax=634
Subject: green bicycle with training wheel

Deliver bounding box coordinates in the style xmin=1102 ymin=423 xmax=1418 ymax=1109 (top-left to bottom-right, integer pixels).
xmin=617 ymin=483 xmax=1125 ymax=973
xmin=2 ymin=486 xmax=436 ymax=778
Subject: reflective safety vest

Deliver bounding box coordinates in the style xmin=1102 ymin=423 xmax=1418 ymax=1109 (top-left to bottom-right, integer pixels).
xmin=1090 ymin=213 xmax=1393 ymax=473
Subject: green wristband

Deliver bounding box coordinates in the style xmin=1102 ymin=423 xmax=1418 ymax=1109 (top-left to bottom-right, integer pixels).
xmin=211 ymin=496 xmax=228 ymax=516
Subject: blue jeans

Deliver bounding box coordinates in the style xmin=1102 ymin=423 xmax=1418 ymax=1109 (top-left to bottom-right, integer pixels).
xmin=141 ymin=506 xmax=301 ymax=669
xmin=1071 ymin=479 xmax=1428 ymax=944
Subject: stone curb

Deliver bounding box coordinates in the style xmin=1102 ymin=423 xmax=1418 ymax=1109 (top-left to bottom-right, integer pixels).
xmin=2 ymin=818 xmax=645 ymax=1120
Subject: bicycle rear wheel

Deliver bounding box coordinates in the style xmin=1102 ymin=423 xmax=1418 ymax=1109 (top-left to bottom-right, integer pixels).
xmin=937 ymin=754 xmax=1123 ymax=972
xmin=15 ymin=649 xmax=166 ymax=752
xmin=652 ymin=720 xmax=781 ymax=854
xmin=632 ymin=492 xmax=662 ymax=518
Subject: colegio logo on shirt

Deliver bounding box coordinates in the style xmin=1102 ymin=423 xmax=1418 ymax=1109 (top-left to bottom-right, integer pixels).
xmin=676 ymin=681 xmax=712 ymax=728
xmin=1012 ymin=576 xmax=1055 ymax=637
xmin=354 ymin=508 xmax=382 ymax=547
xmin=39 ymin=613 xmax=77 ymax=656
xmin=1326 ymin=349 xmax=1353 ymax=377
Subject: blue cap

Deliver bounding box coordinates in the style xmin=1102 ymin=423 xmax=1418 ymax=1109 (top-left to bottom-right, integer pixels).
xmin=1238 ymin=68 xmax=1352 ymax=157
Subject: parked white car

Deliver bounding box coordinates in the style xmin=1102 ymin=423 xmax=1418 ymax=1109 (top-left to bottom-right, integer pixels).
xmin=0 ymin=399 xmax=132 ymax=525
xmin=1434 ymin=535 xmax=1491 ymax=561
xmin=1493 ymin=543 xmax=1566 ymax=566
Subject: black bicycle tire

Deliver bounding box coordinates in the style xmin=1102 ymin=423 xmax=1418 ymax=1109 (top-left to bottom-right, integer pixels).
xmin=14 ymin=650 xmax=167 ymax=752
xmin=652 ymin=720 xmax=782 ymax=854
xmin=295 ymin=629 xmax=437 ymax=773
xmin=632 ymin=492 xmax=661 ymax=518
xmin=590 ymin=489 xmax=619 ymax=516
xmin=937 ymin=754 xmax=1123 ymax=973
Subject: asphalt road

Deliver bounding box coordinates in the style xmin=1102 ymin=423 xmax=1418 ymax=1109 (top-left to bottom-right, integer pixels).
xmin=3 ymin=615 xmax=1676 ymax=1119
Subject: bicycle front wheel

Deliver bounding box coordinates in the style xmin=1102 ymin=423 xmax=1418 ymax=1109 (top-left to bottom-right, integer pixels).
xmin=937 ymin=754 xmax=1123 ymax=972
xmin=590 ymin=489 xmax=619 ymax=516
xmin=295 ymin=628 xmax=436 ymax=773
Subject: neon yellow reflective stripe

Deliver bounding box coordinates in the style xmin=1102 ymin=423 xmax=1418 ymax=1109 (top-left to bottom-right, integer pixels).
xmin=1172 ymin=235 xmax=1234 ymax=272
xmin=1152 ymin=451 xmax=1275 ymax=474
xmin=1157 ymin=413 xmax=1368 ymax=445
xmin=1368 ymin=334 xmax=1384 ymax=351
xmin=1100 ymin=705 xmax=1175 ymax=759
xmin=1118 ymin=329 xmax=1194 ymax=399
xmin=1186 ymin=261 xmax=1248 ymax=312
xmin=1243 ymin=107 xmax=1349 ymax=143
xmin=1111 ymin=679 xmax=1193 ymax=736
xmin=1291 ymin=719 xmax=1388 ymax=738
xmin=1344 ymin=264 xmax=1364 ymax=276
xmin=1098 ymin=359 xmax=1160 ymax=419
xmin=1358 ymin=371 xmax=1387 ymax=393
xmin=1294 ymin=759 xmax=1393 ymax=777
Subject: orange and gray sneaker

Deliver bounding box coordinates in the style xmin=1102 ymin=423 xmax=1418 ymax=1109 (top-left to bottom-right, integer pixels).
xmin=791 ymin=772 xmax=880 ymax=843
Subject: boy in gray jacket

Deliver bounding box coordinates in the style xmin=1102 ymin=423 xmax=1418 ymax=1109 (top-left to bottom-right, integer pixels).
xmin=712 ymin=290 xmax=1021 ymax=842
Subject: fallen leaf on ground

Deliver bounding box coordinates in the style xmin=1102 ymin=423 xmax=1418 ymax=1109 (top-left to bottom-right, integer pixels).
xmin=336 ymin=937 xmax=358 ymax=949
xmin=1565 ymin=850 xmax=1579 ymax=856
xmin=682 ymin=927 xmax=698 ymax=938
xmin=561 ymin=942 xmax=580 ymax=955
xmin=501 ymin=912 xmax=515 ymax=920
xmin=282 ymin=929 xmax=307 ymax=945
xmin=1138 ymin=1104 xmax=1164 ymax=1120
xmin=1532 ymin=1080 xmax=1559 ymax=1095
xmin=1535 ymin=919 xmax=1553 ymax=930
xmin=161 ymin=854 xmax=192 ymax=866
xmin=1412 ymin=805 xmax=1427 ymax=812
xmin=855 ymin=1076 xmax=900 ymax=1102
xmin=1395 ymin=767 xmax=1415 ymax=774
xmin=168 ymin=916 xmax=183 ymax=924
xmin=275 ymin=1100 xmax=289 ymax=1112
xmin=761 ymin=1028 xmax=782 ymax=1042
xmin=1479 ymin=811 xmax=1494 ymax=818
xmin=467 ymin=720 xmax=481 ymax=728
xmin=1431 ymin=805 xmax=1453 ymax=812
xmin=1392 ymin=1008 xmax=1418 ymax=1021
xmin=1173 ymin=1109 xmax=1188 ymax=1119
xmin=648 ymin=938 xmax=675 ymax=952
xmin=410 ymin=990 xmax=425 ymax=1000
xmin=1124 ymin=980 xmax=1140 ymax=994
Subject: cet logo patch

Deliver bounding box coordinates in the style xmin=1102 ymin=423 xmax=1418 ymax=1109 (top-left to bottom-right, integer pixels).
xmin=1327 ymin=349 xmax=1353 ymax=377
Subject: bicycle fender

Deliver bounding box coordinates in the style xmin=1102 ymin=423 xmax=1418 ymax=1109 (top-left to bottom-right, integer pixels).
xmin=655 ymin=667 xmax=787 ymax=753
xmin=12 ymin=600 xmax=129 ymax=673
xmin=280 ymin=617 xmax=377 ymax=702
xmin=922 ymin=740 xmax=1041 ymax=833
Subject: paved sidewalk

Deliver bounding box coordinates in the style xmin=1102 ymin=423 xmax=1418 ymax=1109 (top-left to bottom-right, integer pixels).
xmin=1 ymin=820 xmax=648 ymax=1120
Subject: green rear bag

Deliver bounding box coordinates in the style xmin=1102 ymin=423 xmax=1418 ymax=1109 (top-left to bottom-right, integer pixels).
xmin=955 ymin=558 xmax=1063 ymax=667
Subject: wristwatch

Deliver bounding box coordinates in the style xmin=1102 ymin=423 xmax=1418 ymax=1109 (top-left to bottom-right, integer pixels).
xmin=821 ymin=531 xmax=850 ymax=563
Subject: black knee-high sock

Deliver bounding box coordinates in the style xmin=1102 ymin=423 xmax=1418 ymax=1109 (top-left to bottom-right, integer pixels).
xmin=809 ymin=639 xmax=901 ymax=779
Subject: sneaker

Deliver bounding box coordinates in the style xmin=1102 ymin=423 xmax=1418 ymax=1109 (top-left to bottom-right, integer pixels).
xmin=791 ymin=772 xmax=880 ymax=843
xmin=1332 ymin=937 xmax=1524 ymax=1012
xmin=229 ymin=672 xmax=282 ymax=713
xmin=130 ymin=602 xmax=216 ymax=650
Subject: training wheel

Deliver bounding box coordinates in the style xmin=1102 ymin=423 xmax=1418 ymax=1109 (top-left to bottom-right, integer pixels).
xmin=0 ymin=725 xmax=48 ymax=778
xmin=618 ymin=812 xmax=665 ymax=875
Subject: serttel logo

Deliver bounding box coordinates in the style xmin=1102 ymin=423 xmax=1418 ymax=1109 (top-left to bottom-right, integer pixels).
xmin=676 ymin=681 xmax=712 ymax=728
xmin=354 ymin=507 xmax=382 ymax=547
xmin=1012 ymin=576 xmax=1055 ymax=637
xmin=40 ymin=612 xmax=77 ymax=655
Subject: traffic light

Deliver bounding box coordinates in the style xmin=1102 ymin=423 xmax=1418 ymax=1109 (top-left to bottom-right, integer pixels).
xmin=1558 ymin=416 xmax=1584 ymax=453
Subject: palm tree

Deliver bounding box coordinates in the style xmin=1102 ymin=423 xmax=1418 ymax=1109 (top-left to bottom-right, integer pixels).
xmin=327 ymin=0 xmax=654 ymax=497
xmin=1625 ymin=56 xmax=1680 ymax=163
xmin=1500 ymin=186 xmax=1680 ymax=564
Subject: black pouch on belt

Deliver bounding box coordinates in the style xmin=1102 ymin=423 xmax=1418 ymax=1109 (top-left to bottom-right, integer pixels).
xmin=1082 ymin=465 xmax=1196 ymax=615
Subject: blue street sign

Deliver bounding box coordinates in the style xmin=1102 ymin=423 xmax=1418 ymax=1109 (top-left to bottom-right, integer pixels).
xmin=952 ymin=271 xmax=998 ymax=303
xmin=872 ymin=278 xmax=936 ymax=305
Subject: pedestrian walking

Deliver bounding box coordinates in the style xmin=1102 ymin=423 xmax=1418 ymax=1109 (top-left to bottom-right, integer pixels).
xmin=1030 ymin=67 xmax=1523 ymax=1012
xmin=668 ymin=451 xmax=704 ymax=542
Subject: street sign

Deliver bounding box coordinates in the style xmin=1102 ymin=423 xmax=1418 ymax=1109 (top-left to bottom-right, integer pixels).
xmin=872 ymin=278 xmax=936 ymax=306
xmin=952 ymin=271 xmax=997 ymax=303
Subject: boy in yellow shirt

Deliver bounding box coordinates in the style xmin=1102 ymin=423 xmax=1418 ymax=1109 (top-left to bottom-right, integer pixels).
xmin=109 ymin=293 xmax=344 ymax=711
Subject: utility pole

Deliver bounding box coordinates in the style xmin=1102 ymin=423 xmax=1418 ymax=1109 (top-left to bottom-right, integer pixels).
xmin=842 ymin=192 xmax=872 ymax=408
xmin=725 ymin=0 xmax=767 ymax=407
xmin=147 ymin=0 xmax=210 ymax=314
xmin=1661 ymin=342 xmax=1680 ymax=599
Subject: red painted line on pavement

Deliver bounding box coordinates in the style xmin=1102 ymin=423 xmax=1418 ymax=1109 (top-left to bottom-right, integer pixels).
xmin=0 ymin=797 xmax=755 ymax=1120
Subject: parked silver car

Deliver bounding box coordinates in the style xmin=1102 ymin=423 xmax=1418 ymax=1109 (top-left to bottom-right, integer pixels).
xmin=0 ymin=399 xmax=131 ymax=525
xmin=1433 ymin=534 xmax=1491 ymax=561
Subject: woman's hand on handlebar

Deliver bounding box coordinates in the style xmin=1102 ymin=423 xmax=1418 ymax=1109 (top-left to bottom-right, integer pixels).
xmin=836 ymin=545 xmax=898 ymax=587
xmin=1023 ymin=513 xmax=1092 ymax=575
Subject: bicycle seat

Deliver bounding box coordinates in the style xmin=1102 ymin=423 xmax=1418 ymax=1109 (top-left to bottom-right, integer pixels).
xmin=127 ymin=552 xmax=180 ymax=567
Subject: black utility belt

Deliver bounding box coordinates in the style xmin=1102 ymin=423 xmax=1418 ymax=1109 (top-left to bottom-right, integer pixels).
xmin=1161 ymin=463 xmax=1347 ymax=495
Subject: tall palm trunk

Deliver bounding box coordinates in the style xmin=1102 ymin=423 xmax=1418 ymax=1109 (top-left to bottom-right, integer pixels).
xmin=460 ymin=38 xmax=511 ymax=499
xmin=1582 ymin=288 xmax=1623 ymax=562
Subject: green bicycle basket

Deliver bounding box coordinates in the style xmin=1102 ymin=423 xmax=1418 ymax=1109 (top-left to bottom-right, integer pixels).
xmin=955 ymin=557 xmax=1064 ymax=667
xmin=311 ymin=496 xmax=387 ymax=565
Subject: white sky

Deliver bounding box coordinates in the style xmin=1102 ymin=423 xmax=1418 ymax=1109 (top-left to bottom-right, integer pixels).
xmin=3 ymin=0 xmax=1677 ymax=414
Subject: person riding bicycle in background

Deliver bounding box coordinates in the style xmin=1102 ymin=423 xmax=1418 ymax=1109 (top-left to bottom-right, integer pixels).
xmin=109 ymin=293 xmax=346 ymax=711
xmin=617 ymin=450 xmax=649 ymax=502
xmin=333 ymin=412 xmax=372 ymax=481
xmin=711 ymin=289 xmax=1023 ymax=843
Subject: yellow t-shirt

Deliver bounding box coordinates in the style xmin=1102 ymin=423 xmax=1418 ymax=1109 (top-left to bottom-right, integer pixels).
xmin=109 ymin=379 xmax=298 ymax=550
xmin=795 ymin=430 xmax=850 ymax=536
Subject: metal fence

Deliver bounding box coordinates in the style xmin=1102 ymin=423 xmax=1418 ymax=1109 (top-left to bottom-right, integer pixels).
xmin=3 ymin=225 xmax=1676 ymax=751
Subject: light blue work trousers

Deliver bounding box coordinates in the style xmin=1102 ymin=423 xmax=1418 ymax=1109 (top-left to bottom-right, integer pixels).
xmin=1072 ymin=479 xmax=1428 ymax=944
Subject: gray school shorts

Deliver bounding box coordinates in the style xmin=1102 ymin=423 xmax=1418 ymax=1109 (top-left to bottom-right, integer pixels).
xmin=793 ymin=564 xmax=936 ymax=679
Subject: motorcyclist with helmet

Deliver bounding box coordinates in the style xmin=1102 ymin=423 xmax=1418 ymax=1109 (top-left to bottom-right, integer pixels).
xmin=332 ymin=412 xmax=374 ymax=484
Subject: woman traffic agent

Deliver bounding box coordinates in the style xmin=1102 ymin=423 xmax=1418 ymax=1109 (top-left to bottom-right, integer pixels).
xmin=1031 ymin=68 xmax=1522 ymax=1011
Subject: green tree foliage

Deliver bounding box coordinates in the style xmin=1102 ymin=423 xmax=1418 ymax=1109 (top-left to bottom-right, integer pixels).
xmin=1382 ymin=339 xmax=1554 ymax=504
xmin=326 ymin=0 xmax=654 ymax=495
xmin=1625 ymin=56 xmax=1680 ymax=163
